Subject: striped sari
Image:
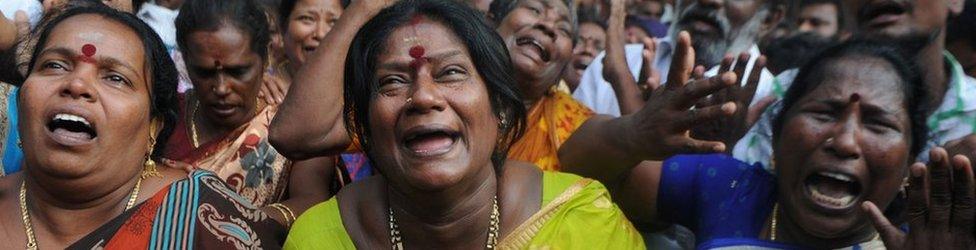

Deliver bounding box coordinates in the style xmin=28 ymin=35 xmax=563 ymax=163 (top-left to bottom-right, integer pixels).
xmin=68 ymin=171 xmax=286 ymax=249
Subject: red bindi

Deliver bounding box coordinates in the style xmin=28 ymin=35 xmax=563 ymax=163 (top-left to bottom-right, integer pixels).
xmin=849 ymin=93 xmax=861 ymax=103
xmin=409 ymin=46 xmax=428 ymax=69
xmin=82 ymin=44 xmax=96 ymax=57
xmin=409 ymin=46 xmax=426 ymax=59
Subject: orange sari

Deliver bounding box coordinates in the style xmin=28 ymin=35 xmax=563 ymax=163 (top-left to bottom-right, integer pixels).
xmin=508 ymin=88 xmax=594 ymax=171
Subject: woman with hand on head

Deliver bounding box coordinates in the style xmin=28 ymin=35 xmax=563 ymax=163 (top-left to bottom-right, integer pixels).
xmin=0 ymin=4 xmax=284 ymax=248
xmin=164 ymin=0 xmax=336 ymax=228
xmin=562 ymin=40 xmax=976 ymax=248
xmin=277 ymin=0 xmax=644 ymax=249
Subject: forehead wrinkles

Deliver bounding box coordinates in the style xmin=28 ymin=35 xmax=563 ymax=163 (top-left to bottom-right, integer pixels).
xmin=381 ymin=18 xmax=467 ymax=58
xmin=811 ymin=58 xmax=907 ymax=105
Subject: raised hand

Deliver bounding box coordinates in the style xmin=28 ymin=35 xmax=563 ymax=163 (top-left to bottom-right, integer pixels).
xmin=14 ymin=11 xmax=28 ymax=40
xmin=601 ymin=0 xmax=649 ymax=115
xmin=625 ymin=31 xmax=737 ymax=160
xmin=690 ymin=53 xmax=769 ymax=150
xmin=864 ymin=147 xmax=976 ymax=250
xmin=946 ymin=134 xmax=976 ymax=165
xmin=259 ymin=72 xmax=289 ymax=105
xmin=638 ymin=37 xmax=661 ymax=99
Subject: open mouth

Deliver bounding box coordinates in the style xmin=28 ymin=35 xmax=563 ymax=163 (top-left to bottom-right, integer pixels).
xmin=516 ymin=37 xmax=551 ymax=62
xmin=208 ymin=103 xmax=239 ymax=117
xmin=573 ymin=59 xmax=590 ymax=71
xmin=860 ymin=1 xmax=908 ymax=28
xmin=400 ymin=126 xmax=460 ymax=157
xmin=46 ymin=113 xmax=97 ymax=145
xmin=804 ymin=171 xmax=862 ymax=210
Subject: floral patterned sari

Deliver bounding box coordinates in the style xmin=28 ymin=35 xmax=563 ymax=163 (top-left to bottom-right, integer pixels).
xmin=164 ymin=93 xmax=290 ymax=207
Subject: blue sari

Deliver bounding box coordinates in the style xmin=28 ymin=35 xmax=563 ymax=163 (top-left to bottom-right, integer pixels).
xmin=658 ymin=154 xmax=884 ymax=249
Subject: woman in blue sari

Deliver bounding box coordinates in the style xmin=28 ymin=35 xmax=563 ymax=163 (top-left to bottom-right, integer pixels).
xmin=561 ymin=40 xmax=976 ymax=249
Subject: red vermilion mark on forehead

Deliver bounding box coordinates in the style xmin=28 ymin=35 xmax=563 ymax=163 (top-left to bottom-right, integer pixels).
xmin=409 ymin=14 xmax=424 ymax=25
xmin=849 ymin=93 xmax=861 ymax=103
xmin=409 ymin=46 xmax=428 ymax=70
xmin=75 ymin=44 xmax=98 ymax=64
xmin=409 ymin=46 xmax=426 ymax=59
xmin=82 ymin=44 xmax=96 ymax=57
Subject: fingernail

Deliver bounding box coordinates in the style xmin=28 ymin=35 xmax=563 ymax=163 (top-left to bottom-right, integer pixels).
xmin=714 ymin=144 xmax=725 ymax=152
xmin=722 ymin=73 xmax=736 ymax=83
xmin=722 ymin=103 xmax=736 ymax=113
xmin=912 ymin=166 xmax=923 ymax=177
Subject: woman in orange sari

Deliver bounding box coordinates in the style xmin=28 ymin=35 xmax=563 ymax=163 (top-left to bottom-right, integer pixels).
xmin=490 ymin=0 xmax=595 ymax=171
xmin=163 ymin=0 xmax=335 ymax=228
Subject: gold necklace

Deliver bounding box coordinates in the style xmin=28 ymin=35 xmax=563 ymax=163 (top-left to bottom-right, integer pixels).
xmin=189 ymin=96 xmax=264 ymax=149
xmin=770 ymin=203 xmax=778 ymax=241
xmin=388 ymin=196 xmax=500 ymax=249
xmin=190 ymin=101 xmax=201 ymax=148
xmin=20 ymin=178 xmax=142 ymax=249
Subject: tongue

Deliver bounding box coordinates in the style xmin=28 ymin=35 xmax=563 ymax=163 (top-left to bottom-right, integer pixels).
xmin=406 ymin=134 xmax=453 ymax=153
xmin=52 ymin=127 xmax=93 ymax=141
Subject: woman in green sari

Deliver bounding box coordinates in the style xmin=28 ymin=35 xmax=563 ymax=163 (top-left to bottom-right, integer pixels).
xmin=272 ymin=0 xmax=644 ymax=249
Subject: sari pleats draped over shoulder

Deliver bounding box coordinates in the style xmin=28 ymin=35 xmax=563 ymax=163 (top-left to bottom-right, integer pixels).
xmin=508 ymin=88 xmax=594 ymax=171
xmin=165 ymin=93 xmax=291 ymax=207
xmin=69 ymin=171 xmax=287 ymax=249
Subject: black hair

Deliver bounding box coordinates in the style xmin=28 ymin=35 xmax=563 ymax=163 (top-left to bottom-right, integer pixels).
xmin=762 ymin=32 xmax=836 ymax=74
xmin=20 ymin=4 xmax=179 ymax=160
xmin=576 ymin=5 xmax=606 ymax=30
xmin=175 ymin=0 xmax=271 ymax=61
xmin=798 ymin=0 xmax=845 ymax=32
xmin=772 ymin=40 xmax=929 ymax=158
xmin=947 ymin=0 xmax=976 ymax=48
xmin=489 ymin=0 xmax=577 ymax=31
xmin=278 ymin=0 xmax=350 ymax=30
xmin=345 ymin=0 xmax=526 ymax=173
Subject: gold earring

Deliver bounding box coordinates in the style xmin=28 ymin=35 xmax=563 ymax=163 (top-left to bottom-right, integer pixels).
xmin=142 ymin=121 xmax=161 ymax=179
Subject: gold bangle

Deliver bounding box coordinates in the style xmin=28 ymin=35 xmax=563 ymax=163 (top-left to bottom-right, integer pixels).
xmin=268 ymin=203 xmax=297 ymax=227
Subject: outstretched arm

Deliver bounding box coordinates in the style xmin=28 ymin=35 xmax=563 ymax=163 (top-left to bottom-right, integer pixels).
xmin=560 ymin=31 xmax=736 ymax=183
xmin=269 ymin=1 xmax=396 ymax=160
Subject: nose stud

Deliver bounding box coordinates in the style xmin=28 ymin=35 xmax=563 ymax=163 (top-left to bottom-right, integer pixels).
xmin=405 ymin=98 xmax=413 ymax=105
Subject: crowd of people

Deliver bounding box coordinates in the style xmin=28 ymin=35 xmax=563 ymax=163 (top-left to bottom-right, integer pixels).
xmin=0 ymin=0 xmax=974 ymax=249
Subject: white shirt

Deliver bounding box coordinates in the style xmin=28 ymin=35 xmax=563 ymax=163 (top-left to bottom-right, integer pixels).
xmin=137 ymin=1 xmax=179 ymax=50
xmin=732 ymin=51 xmax=976 ymax=169
xmin=0 ymin=0 xmax=42 ymax=27
xmin=573 ymin=38 xmax=775 ymax=117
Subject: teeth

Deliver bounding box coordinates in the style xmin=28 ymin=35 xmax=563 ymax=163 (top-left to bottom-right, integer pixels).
xmin=54 ymin=114 xmax=90 ymax=126
xmin=810 ymin=187 xmax=855 ymax=207
xmin=819 ymin=172 xmax=852 ymax=182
